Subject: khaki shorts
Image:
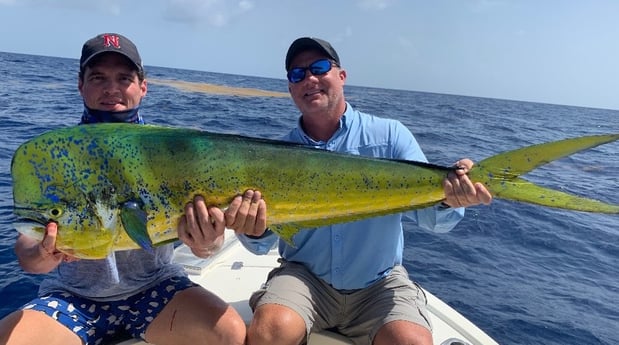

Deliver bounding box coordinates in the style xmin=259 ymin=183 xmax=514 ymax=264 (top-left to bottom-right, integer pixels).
xmin=249 ymin=261 xmax=431 ymax=345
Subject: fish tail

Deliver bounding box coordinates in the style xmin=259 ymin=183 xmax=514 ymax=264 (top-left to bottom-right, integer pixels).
xmin=470 ymin=133 xmax=619 ymax=214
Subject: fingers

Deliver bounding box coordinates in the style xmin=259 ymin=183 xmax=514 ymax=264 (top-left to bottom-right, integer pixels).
xmin=39 ymin=222 xmax=66 ymax=263
xmin=475 ymin=182 xmax=493 ymax=205
xmin=178 ymin=196 xmax=225 ymax=253
xmin=179 ymin=190 xmax=268 ymax=253
xmin=443 ymin=175 xmax=475 ymax=208
xmin=40 ymin=222 xmax=58 ymax=255
xmin=178 ymin=201 xmax=198 ymax=246
xmin=454 ymin=158 xmax=474 ymax=173
xmin=443 ymin=159 xmax=493 ymax=207
xmin=225 ymin=190 xmax=267 ymax=236
xmin=224 ymin=191 xmax=246 ymax=227
xmin=208 ymin=206 xmax=225 ymax=226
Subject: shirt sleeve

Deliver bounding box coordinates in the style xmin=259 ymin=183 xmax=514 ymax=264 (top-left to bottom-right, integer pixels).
xmin=404 ymin=204 xmax=465 ymax=233
xmin=236 ymin=230 xmax=278 ymax=255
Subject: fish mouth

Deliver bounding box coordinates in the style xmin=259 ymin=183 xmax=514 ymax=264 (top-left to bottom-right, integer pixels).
xmin=13 ymin=217 xmax=48 ymax=241
xmin=13 ymin=219 xmax=45 ymax=230
xmin=13 ymin=206 xmax=50 ymax=227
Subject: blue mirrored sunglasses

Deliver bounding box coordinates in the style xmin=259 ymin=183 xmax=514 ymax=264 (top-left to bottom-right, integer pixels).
xmin=287 ymin=59 xmax=337 ymax=83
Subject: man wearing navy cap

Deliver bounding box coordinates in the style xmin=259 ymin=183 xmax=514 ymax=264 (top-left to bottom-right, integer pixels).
xmin=78 ymin=33 xmax=147 ymax=124
xmin=0 ymin=33 xmax=246 ymax=345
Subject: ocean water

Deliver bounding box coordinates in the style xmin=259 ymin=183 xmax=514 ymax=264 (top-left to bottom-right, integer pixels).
xmin=1 ymin=51 xmax=618 ymax=345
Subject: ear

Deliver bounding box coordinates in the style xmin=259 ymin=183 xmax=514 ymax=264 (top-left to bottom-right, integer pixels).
xmin=339 ymin=69 xmax=347 ymax=82
xmin=141 ymin=80 xmax=148 ymax=97
xmin=77 ymin=77 xmax=84 ymax=96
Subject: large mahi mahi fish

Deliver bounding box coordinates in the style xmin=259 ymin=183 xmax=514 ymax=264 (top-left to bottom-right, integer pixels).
xmin=11 ymin=124 xmax=619 ymax=259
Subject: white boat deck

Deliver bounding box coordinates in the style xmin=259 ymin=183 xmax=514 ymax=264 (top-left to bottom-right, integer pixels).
xmin=117 ymin=236 xmax=498 ymax=345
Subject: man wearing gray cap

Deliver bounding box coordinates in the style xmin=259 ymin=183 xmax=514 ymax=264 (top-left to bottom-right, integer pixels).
xmin=0 ymin=33 xmax=246 ymax=345
xmin=234 ymin=37 xmax=492 ymax=345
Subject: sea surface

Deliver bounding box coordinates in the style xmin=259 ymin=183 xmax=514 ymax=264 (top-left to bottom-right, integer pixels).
xmin=1 ymin=51 xmax=618 ymax=345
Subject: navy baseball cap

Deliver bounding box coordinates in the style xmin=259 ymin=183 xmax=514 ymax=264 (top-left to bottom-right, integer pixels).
xmin=285 ymin=37 xmax=340 ymax=70
xmin=80 ymin=33 xmax=143 ymax=73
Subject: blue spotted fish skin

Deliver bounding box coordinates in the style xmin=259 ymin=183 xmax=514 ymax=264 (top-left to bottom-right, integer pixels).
xmin=11 ymin=124 xmax=619 ymax=259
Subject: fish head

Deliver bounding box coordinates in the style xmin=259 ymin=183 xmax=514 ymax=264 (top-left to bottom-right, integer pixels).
xmin=12 ymin=181 xmax=123 ymax=259
xmin=11 ymin=128 xmax=124 ymax=259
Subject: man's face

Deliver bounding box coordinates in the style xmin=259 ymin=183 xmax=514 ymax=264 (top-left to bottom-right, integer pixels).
xmin=287 ymin=50 xmax=346 ymax=116
xmin=78 ymin=53 xmax=147 ymax=112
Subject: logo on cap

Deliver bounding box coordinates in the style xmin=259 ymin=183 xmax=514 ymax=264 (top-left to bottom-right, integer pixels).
xmin=102 ymin=34 xmax=121 ymax=49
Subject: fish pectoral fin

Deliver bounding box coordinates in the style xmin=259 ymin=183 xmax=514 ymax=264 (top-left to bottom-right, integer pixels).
xmin=491 ymin=177 xmax=619 ymax=213
xmin=270 ymin=224 xmax=298 ymax=248
xmin=120 ymin=201 xmax=153 ymax=252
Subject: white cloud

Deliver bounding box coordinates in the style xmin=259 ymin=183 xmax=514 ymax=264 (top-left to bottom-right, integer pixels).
xmin=358 ymin=0 xmax=393 ymax=11
xmin=238 ymin=0 xmax=253 ymax=11
xmin=0 ymin=0 xmax=122 ymax=15
xmin=470 ymin=0 xmax=508 ymax=13
xmin=162 ymin=0 xmax=253 ymax=27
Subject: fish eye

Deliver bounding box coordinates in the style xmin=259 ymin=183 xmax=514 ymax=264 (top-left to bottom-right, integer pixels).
xmin=49 ymin=208 xmax=63 ymax=217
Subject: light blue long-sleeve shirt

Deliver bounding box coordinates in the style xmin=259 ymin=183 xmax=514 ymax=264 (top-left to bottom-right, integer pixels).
xmin=238 ymin=103 xmax=464 ymax=290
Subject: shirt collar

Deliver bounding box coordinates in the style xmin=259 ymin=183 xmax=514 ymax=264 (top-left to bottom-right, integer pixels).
xmin=297 ymin=102 xmax=352 ymax=145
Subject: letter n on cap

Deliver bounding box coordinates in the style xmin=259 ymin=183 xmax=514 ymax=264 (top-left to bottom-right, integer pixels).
xmin=103 ymin=34 xmax=121 ymax=48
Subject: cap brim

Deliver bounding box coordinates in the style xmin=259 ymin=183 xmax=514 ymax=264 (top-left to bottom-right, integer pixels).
xmin=80 ymin=50 xmax=142 ymax=72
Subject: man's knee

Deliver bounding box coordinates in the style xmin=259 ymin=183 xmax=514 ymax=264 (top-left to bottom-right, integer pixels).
xmin=248 ymin=304 xmax=306 ymax=345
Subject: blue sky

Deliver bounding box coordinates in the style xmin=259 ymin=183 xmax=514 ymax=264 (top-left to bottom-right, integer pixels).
xmin=1 ymin=0 xmax=619 ymax=110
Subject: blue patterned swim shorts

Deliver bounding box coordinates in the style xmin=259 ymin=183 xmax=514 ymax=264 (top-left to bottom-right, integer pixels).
xmin=22 ymin=276 xmax=196 ymax=345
